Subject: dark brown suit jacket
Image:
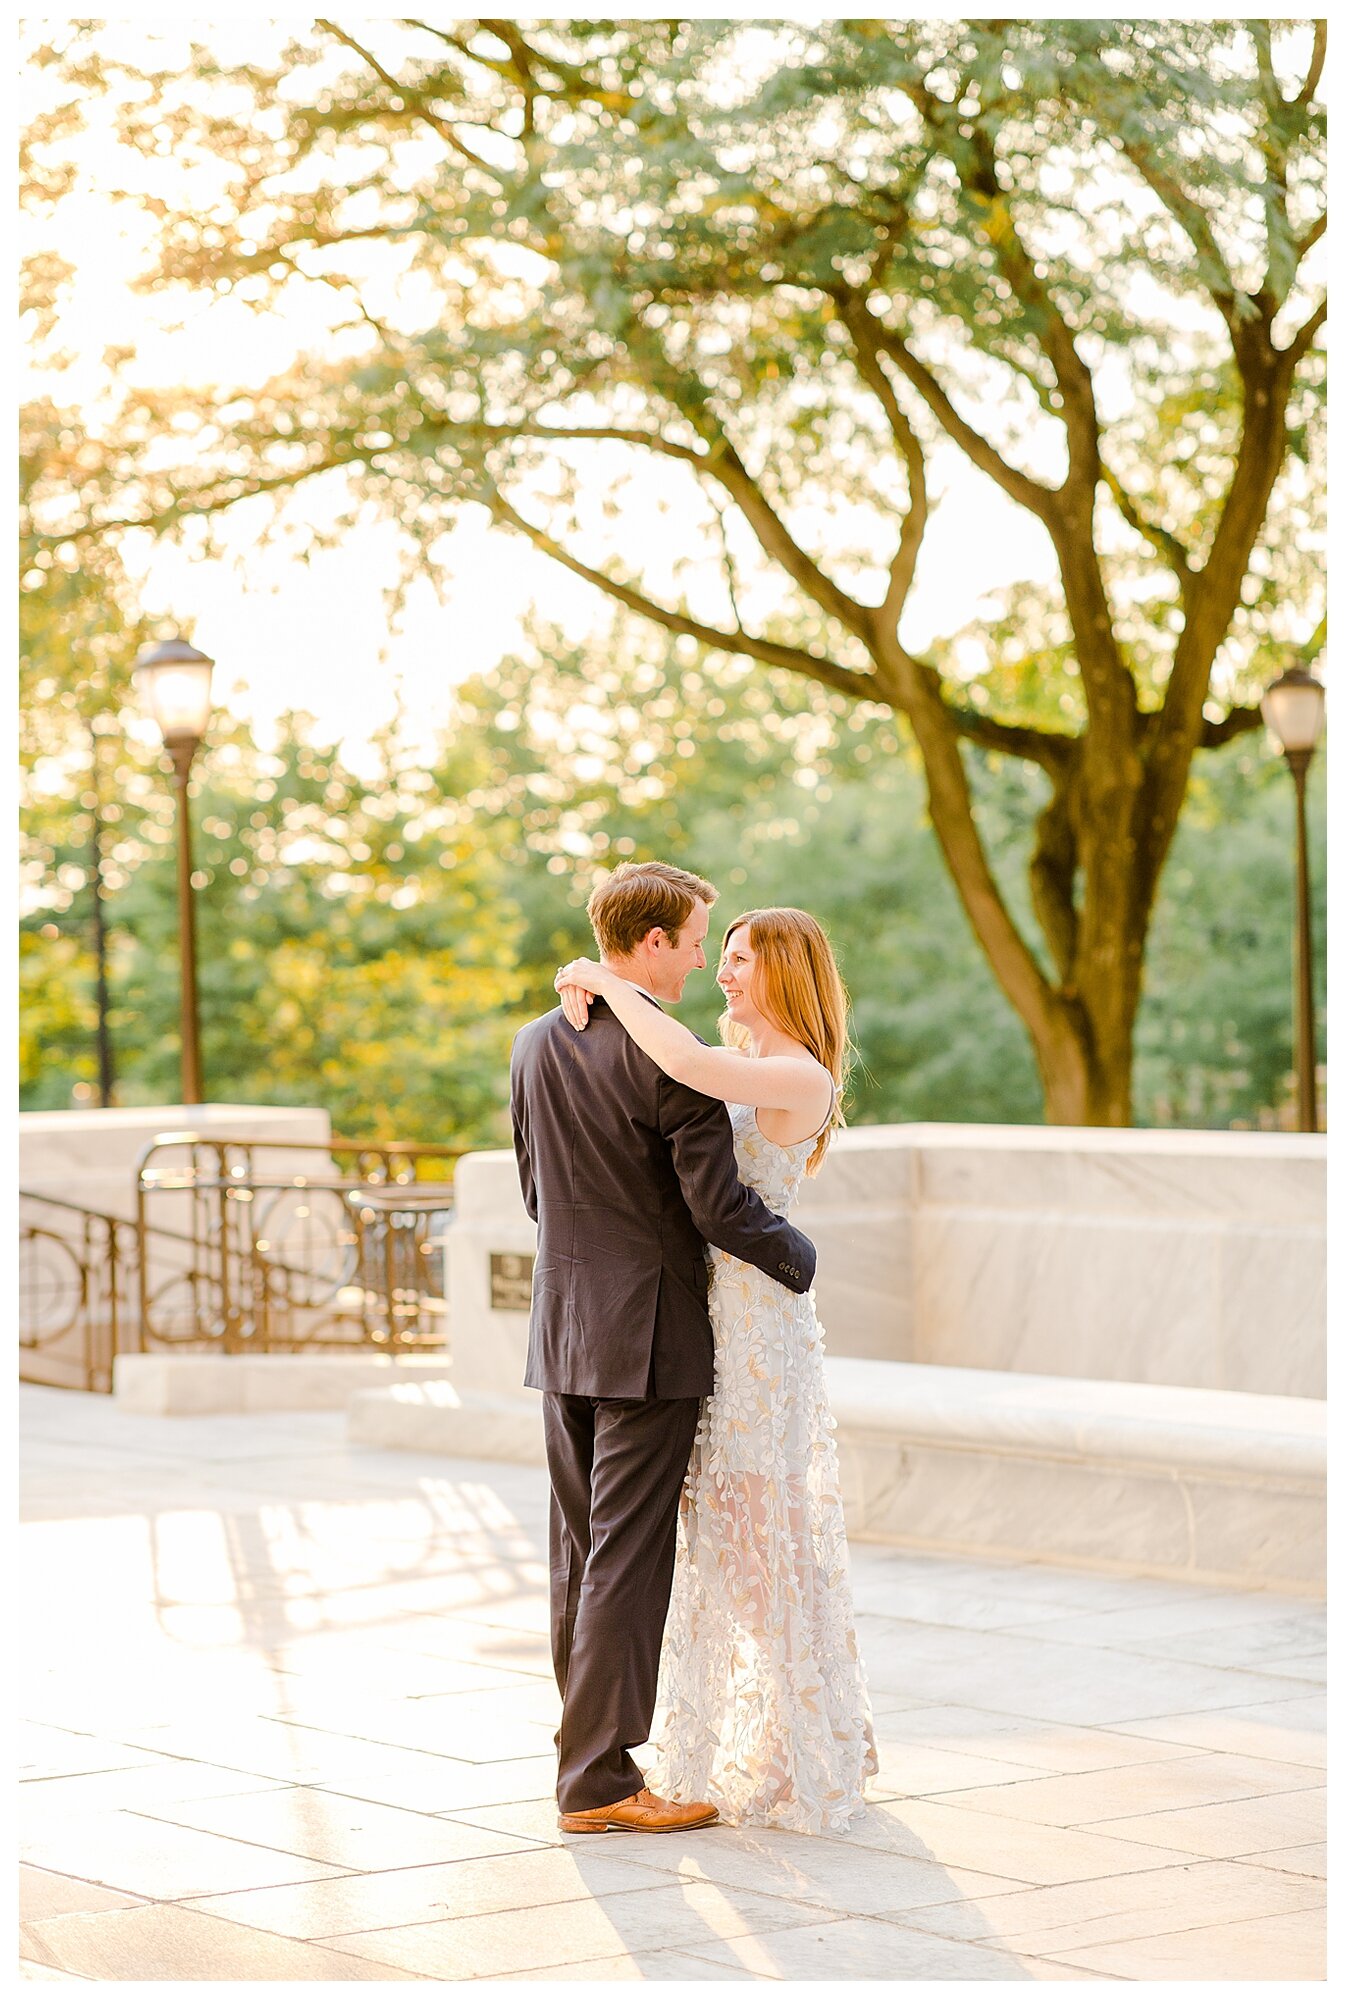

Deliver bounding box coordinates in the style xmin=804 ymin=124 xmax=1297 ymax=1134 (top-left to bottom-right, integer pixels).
xmin=509 ymin=995 xmax=817 ymax=1399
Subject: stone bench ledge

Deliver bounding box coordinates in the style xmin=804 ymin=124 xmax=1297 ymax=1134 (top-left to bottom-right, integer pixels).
xmin=825 ymin=1358 xmax=1325 ymax=1484
xmin=343 ymin=1359 xmax=1325 ymax=1592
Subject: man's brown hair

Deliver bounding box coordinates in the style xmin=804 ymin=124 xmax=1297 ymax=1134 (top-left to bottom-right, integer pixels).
xmin=587 ymin=860 xmax=719 ymax=958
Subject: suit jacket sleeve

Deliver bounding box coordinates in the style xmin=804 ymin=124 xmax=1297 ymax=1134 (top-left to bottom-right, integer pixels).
xmin=509 ymin=1038 xmax=538 ymax=1223
xmin=658 ymin=1075 xmax=817 ymax=1294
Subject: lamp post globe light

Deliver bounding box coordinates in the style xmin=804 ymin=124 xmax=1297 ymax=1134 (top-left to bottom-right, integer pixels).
xmin=1260 ymin=665 xmax=1326 ymax=1134
xmin=133 ymin=638 xmax=215 ymax=1106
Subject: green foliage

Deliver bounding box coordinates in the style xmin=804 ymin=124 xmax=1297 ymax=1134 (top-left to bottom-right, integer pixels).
xmin=21 ymin=20 xmax=1324 ymax=701
xmin=21 ymin=610 xmax=1321 ymax=1136
xmin=1136 ymin=747 xmax=1326 ymax=1127
xmin=19 ymin=22 xmax=1327 ymax=1124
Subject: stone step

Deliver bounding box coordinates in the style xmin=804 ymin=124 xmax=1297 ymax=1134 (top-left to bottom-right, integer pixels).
xmin=827 ymin=1358 xmax=1324 ymax=1594
xmin=112 ymin=1350 xmax=452 ymax=1414
xmin=345 ymin=1359 xmax=1324 ymax=1594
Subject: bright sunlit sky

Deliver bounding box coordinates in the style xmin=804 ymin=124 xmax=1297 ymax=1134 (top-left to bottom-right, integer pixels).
xmin=20 ymin=16 xmax=1320 ymax=777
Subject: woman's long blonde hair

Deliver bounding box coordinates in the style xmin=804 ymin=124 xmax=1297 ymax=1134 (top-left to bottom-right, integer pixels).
xmin=717 ymin=907 xmax=851 ymax=1175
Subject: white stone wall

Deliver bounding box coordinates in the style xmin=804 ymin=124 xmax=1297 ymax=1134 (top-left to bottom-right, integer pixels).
xmin=19 ymin=1103 xmax=334 ymax=1223
xmin=448 ymin=1124 xmax=1325 ymax=1399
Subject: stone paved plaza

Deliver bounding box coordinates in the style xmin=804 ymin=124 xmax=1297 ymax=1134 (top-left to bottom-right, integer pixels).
xmin=18 ymin=1383 xmax=1326 ymax=1982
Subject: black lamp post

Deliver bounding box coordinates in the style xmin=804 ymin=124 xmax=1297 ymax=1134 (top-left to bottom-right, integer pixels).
xmin=87 ymin=717 xmax=115 ymax=1108
xmin=132 ymin=638 xmax=215 ymax=1105
xmin=1261 ymin=666 xmax=1326 ymax=1133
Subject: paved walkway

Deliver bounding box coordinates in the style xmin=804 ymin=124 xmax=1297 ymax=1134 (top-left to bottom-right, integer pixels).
xmin=19 ymin=1382 xmax=1325 ymax=1982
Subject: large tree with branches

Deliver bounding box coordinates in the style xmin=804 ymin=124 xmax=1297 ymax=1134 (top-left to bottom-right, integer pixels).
xmin=25 ymin=17 xmax=1325 ymax=1121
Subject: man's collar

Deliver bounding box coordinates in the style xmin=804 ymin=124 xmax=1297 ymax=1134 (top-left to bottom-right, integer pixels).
xmin=600 ymin=968 xmax=664 ymax=1009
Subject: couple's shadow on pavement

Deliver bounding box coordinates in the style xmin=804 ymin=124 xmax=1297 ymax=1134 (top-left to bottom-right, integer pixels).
xmin=558 ymin=1792 xmax=1049 ymax=1981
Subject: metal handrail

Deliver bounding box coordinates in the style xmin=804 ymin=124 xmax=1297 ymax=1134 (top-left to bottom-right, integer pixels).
xmin=134 ymin=1130 xmax=466 ymax=1186
xmin=20 ymin=1132 xmax=464 ymax=1392
xmin=20 ymin=1191 xmax=139 ymax=1393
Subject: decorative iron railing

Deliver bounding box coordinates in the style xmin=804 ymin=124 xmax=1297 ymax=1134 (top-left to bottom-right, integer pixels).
xmin=19 ymin=1132 xmax=465 ymax=1391
xmin=19 ymin=1192 xmax=137 ymax=1393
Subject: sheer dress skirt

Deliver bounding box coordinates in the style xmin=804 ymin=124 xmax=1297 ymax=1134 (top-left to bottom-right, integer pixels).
xmin=645 ymin=1245 xmax=878 ymax=1833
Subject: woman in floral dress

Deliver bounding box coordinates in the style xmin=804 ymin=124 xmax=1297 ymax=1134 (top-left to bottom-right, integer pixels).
xmin=554 ymin=907 xmax=877 ymax=1834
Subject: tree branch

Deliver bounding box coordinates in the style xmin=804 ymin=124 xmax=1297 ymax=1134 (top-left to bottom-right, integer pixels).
xmin=1113 ymin=132 xmax=1241 ymax=332
xmin=1198 ymin=704 xmax=1265 ymax=748
xmin=962 ymin=128 xmax=1100 ymax=488
xmin=466 ymin=419 xmax=707 ymax=468
xmin=865 ymin=317 xmax=1058 ymax=522
xmin=866 ymin=639 xmax=1069 ymax=1050
xmin=317 ymin=19 xmax=502 ymax=175
xmin=1282 ymin=296 xmax=1326 ymax=364
xmin=1294 ymin=21 xmax=1327 ymax=106
xmin=687 ymin=426 xmax=872 ymax=641
xmin=33 ymin=454 xmax=355 ymax=544
xmin=482 ymin=486 xmax=880 ymax=701
xmin=940 ymin=698 xmax=1079 ymax=776
xmin=1294 ymin=211 xmax=1326 ymax=263
xmin=1100 ymin=459 xmax=1192 ymax=581
xmin=838 ymin=299 xmax=928 ymax=632
xmin=1028 ymin=776 xmax=1081 ymax=984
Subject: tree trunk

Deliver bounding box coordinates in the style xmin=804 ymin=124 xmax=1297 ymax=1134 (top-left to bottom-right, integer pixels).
xmin=1032 ymin=993 xmax=1137 ymax=1127
xmin=1035 ymin=1005 xmax=1092 ymax=1125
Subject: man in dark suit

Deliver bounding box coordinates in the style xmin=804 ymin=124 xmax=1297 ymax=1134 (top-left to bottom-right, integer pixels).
xmin=510 ymin=861 xmax=817 ymax=1833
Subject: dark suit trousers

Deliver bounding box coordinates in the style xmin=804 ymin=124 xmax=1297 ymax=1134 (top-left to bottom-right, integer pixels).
xmin=543 ymin=1391 xmax=701 ymax=1813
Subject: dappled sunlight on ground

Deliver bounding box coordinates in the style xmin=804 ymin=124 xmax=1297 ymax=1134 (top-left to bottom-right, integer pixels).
xmin=19 ymin=1385 xmax=1325 ymax=1981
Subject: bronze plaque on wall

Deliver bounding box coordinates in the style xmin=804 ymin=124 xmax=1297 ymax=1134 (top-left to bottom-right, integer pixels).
xmin=489 ymin=1252 xmax=535 ymax=1312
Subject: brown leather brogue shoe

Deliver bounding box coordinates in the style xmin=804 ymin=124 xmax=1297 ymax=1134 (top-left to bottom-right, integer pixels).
xmin=558 ymin=1786 xmax=719 ymax=1834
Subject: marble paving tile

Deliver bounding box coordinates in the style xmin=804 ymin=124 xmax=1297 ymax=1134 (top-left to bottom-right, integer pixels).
xmin=1256 ymin=1650 xmax=1326 ymax=1683
xmin=941 ymin=1751 xmax=1324 ymax=1826
xmin=314 ymin=1879 xmax=839 ymax=1979
xmin=87 ymin=1712 xmax=488 ymax=1789
xmin=571 ymin=1824 xmax=1028 ymax=1917
xmin=673 ymin=1914 xmax=1082 ymax=1981
xmin=18 ymin=1386 xmax=1330 ymax=1985
xmin=20 ymin=1809 xmax=351 ymax=1901
xmin=257 ymin=1696 xmax=557 ymax=1764
xmin=313 ymin=1753 xmax=557 ymax=1816
xmin=812 ymin=1798 xmax=1194 ymax=1883
xmin=1041 ymin=1903 xmax=1326 ymax=1980
xmin=186 ymin=1846 xmax=673 ymax=1940
xmin=1082 ymin=1784 xmax=1325 ymax=1860
xmin=443 ymin=1797 xmax=573 ymax=1846
xmin=414 ymin=1677 xmax=563 ymax=1726
xmin=496 ymin=1947 xmax=764 ymax=1979
xmin=20 ymin=1761 xmax=295 ymax=1825
xmin=18 ymin=1905 xmax=421 ymax=1982
xmin=18 ymin=1960 xmax=90 ymax=1981
xmin=849 ymin=1578 xmax=1099 ymax=1632
xmin=850 ymin=1616 xmax=1318 ymax=1724
xmin=898 ymin=1856 xmax=1326 ymax=1952
xmin=421 ymin=1594 xmax=551 ymax=1637
xmin=21 ymin=1648 xmax=300 ymax=1720
xmin=862 ymin=1560 xmax=1248 ymax=1616
xmin=264 ymin=1640 xmax=535 ymax=1700
xmin=19 ymin=1867 xmax=144 ymax=1923
xmin=375 ymin=1615 xmax=553 ymax=1676
xmin=18 ymin=1723 xmax=159 ymax=1784
xmin=868 ymin=1739 xmax=1047 ymax=1798
xmin=267 ymin=1675 xmax=562 ymax=1736
xmin=868 ymin=1704 xmax=1201 ymax=1775
xmin=1107 ymin=1694 xmax=1324 ymax=1767
xmin=1005 ymin=1588 xmax=1316 ymax=1651
xmin=1239 ymin=1841 xmax=1325 ymax=1877
xmin=1023 ymin=1614 xmax=1326 ymax=1676
xmin=134 ymin=1783 xmax=535 ymax=1872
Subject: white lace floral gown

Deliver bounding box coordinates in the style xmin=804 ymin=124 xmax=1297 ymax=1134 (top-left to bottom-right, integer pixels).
xmin=644 ymin=1097 xmax=879 ymax=1833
